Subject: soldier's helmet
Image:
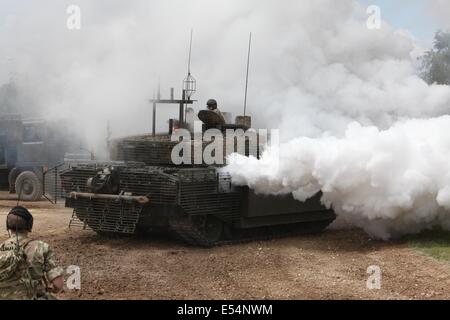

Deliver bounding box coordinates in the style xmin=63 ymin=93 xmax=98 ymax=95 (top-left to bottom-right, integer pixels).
xmin=206 ymin=99 xmax=218 ymax=110
xmin=6 ymin=206 xmax=34 ymax=232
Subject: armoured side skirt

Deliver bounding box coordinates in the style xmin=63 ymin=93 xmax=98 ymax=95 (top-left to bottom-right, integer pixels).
xmin=236 ymin=210 xmax=336 ymax=229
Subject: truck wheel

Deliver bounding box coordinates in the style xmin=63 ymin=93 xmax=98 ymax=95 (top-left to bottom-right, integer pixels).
xmin=8 ymin=168 xmax=20 ymax=193
xmin=15 ymin=171 xmax=43 ymax=201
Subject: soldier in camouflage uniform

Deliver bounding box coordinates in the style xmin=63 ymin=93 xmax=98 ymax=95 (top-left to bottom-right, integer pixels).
xmin=0 ymin=206 xmax=65 ymax=300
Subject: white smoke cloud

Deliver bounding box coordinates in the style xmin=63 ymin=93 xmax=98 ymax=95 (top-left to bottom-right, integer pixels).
xmin=227 ymin=117 xmax=450 ymax=239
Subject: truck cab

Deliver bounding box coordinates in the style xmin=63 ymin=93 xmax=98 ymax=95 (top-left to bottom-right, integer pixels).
xmin=0 ymin=115 xmax=90 ymax=201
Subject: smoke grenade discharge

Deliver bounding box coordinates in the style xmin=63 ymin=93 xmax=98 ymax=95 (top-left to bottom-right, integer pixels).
xmin=228 ymin=118 xmax=450 ymax=239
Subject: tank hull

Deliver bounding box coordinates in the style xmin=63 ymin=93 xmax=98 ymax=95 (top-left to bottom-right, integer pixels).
xmin=63 ymin=164 xmax=336 ymax=246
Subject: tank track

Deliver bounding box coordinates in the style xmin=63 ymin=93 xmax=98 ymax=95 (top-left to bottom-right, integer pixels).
xmin=169 ymin=216 xmax=335 ymax=247
xmin=169 ymin=218 xmax=217 ymax=247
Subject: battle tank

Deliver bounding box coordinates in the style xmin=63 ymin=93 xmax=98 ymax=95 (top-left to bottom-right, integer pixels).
xmin=60 ymin=89 xmax=336 ymax=247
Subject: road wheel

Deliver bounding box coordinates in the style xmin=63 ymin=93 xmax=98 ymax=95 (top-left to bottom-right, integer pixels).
xmin=15 ymin=171 xmax=43 ymax=201
xmin=8 ymin=168 xmax=20 ymax=193
xmin=192 ymin=215 xmax=224 ymax=246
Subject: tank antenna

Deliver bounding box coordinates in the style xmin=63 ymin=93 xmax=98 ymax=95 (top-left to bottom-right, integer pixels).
xmin=188 ymin=29 xmax=193 ymax=75
xmin=243 ymin=32 xmax=252 ymax=117
xmin=183 ymin=29 xmax=196 ymax=101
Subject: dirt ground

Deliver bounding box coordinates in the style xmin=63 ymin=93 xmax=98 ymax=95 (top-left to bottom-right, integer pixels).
xmin=0 ymin=194 xmax=449 ymax=300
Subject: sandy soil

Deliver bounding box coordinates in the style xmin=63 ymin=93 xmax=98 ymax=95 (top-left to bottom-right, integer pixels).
xmin=0 ymin=194 xmax=449 ymax=300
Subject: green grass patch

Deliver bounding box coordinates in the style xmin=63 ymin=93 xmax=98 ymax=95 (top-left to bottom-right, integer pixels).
xmin=408 ymin=228 xmax=450 ymax=262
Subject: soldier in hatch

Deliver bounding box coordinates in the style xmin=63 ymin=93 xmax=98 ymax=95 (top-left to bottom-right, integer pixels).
xmin=206 ymin=99 xmax=226 ymax=123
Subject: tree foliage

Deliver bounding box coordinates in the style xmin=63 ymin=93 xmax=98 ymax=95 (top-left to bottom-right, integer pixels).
xmin=421 ymin=30 xmax=450 ymax=85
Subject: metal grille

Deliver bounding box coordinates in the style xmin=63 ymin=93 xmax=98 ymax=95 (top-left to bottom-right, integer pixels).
xmin=60 ymin=164 xmax=179 ymax=204
xmin=110 ymin=134 xmax=261 ymax=167
xmin=178 ymin=170 xmax=241 ymax=222
xmin=69 ymin=198 xmax=141 ymax=234
xmin=117 ymin=168 xmax=178 ymax=203
xmin=59 ymin=162 xmax=143 ymax=191
xmin=43 ymin=163 xmax=72 ymax=204
xmin=111 ymin=135 xmax=176 ymax=166
xmin=46 ymin=161 xmax=144 ymax=203
xmin=63 ymin=164 xmax=243 ymax=229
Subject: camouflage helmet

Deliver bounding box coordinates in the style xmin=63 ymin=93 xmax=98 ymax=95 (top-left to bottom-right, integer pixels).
xmin=206 ymin=99 xmax=218 ymax=110
xmin=6 ymin=206 xmax=34 ymax=231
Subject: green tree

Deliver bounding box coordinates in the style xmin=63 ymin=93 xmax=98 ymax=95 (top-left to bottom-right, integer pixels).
xmin=421 ymin=30 xmax=450 ymax=85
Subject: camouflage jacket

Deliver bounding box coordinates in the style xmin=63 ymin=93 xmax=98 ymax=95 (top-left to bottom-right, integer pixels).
xmin=0 ymin=233 xmax=64 ymax=300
